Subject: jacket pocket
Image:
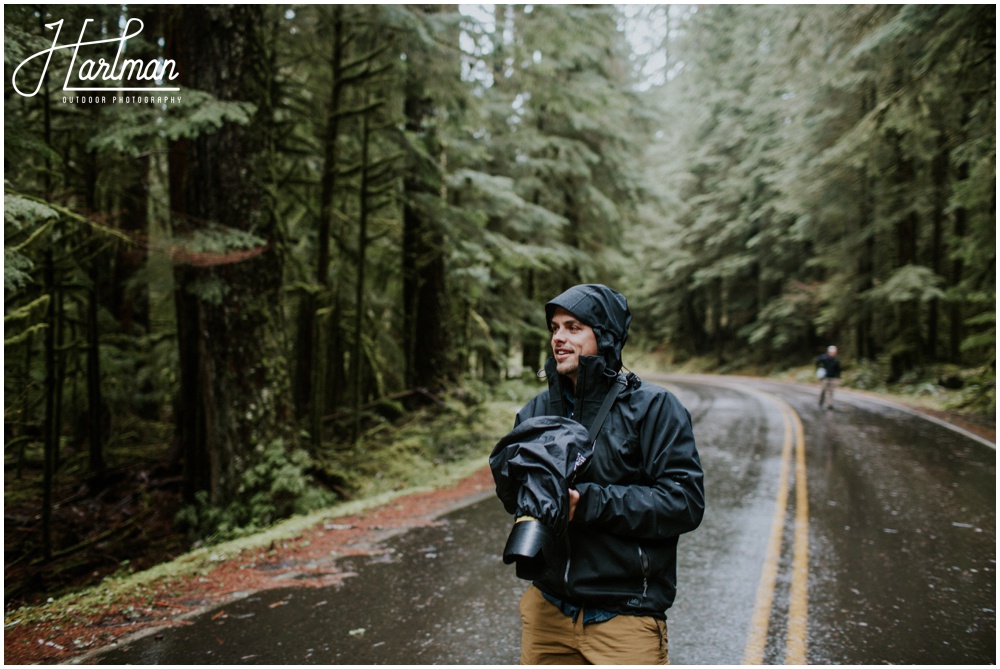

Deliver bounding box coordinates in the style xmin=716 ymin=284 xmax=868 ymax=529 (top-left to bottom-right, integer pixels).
xmin=565 ymin=529 xmax=648 ymax=601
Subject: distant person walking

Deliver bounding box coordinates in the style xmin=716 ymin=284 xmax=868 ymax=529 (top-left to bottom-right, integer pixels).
xmin=815 ymin=345 xmax=841 ymax=410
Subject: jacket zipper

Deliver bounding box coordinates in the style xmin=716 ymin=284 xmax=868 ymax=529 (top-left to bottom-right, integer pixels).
xmin=638 ymin=546 xmax=649 ymax=602
xmin=563 ymin=533 xmax=572 ymax=592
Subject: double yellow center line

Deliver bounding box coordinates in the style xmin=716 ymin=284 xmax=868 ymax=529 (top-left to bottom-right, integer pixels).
xmin=742 ymin=392 xmax=810 ymax=665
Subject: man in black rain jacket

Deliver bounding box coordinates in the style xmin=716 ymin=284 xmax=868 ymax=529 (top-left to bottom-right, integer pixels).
xmin=513 ymin=284 xmax=704 ymax=664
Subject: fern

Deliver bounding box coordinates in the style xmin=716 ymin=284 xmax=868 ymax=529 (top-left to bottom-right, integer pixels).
xmin=175 ymin=438 xmax=333 ymax=541
xmin=4 ymin=193 xmax=58 ymax=233
xmin=4 ymin=248 xmax=35 ymax=292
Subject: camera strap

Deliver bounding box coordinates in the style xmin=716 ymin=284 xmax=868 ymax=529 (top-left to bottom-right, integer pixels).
xmin=588 ymin=374 xmax=625 ymax=442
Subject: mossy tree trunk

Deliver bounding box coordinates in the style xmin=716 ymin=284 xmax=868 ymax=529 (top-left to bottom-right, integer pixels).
xmin=167 ymin=6 xmax=292 ymax=507
xmin=297 ymin=6 xmax=347 ymax=445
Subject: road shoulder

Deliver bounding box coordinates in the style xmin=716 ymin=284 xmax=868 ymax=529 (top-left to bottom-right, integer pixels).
xmin=4 ymin=466 xmax=496 ymax=664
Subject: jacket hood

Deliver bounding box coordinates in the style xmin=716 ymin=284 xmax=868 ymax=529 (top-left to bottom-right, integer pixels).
xmin=545 ymin=284 xmax=631 ymax=373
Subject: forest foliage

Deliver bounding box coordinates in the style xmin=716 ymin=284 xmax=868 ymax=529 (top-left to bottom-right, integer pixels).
xmin=3 ymin=4 xmax=995 ymax=600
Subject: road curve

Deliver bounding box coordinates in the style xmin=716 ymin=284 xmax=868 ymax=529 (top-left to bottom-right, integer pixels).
xmin=659 ymin=374 xmax=995 ymax=665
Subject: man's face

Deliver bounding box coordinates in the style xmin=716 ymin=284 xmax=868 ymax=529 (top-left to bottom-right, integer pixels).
xmin=550 ymin=307 xmax=599 ymax=386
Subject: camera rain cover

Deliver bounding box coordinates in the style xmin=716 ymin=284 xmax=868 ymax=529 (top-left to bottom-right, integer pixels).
xmin=489 ymin=415 xmax=594 ymax=579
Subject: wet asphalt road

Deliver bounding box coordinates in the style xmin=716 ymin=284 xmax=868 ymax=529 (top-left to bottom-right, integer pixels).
xmin=87 ymin=375 xmax=995 ymax=664
xmin=92 ymin=496 xmax=523 ymax=664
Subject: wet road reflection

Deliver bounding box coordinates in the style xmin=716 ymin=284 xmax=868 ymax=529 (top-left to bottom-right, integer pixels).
xmin=88 ymin=376 xmax=995 ymax=665
xmin=95 ymin=495 xmax=523 ymax=664
xmin=669 ymin=376 xmax=995 ymax=664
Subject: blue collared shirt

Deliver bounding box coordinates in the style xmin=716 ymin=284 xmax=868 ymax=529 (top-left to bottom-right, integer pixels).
xmin=541 ymin=590 xmax=618 ymax=624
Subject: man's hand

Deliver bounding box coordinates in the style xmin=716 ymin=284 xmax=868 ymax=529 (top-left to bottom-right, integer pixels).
xmin=568 ymin=488 xmax=580 ymax=522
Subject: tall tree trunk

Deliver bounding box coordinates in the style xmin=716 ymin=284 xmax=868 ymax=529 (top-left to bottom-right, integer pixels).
xmin=948 ymin=163 xmax=969 ymax=362
xmin=296 ymin=6 xmax=347 ymax=437
xmin=712 ymin=278 xmax=725 ymax=365
xmin=87 ymin=267 xmax=106 ymax=481
xmin=854 ymin=85 xmax=878 ymax=361
xmin=402 ymin=188 xmax=449 ymax=390
xmin=328 ymin=292 xmax=347 ymax=410
xmin=167 ymin=6 xmax=292 ymax=507
xmin=521 ymin=269 xmax=542 ymax=372
xmin=317 ymin=6 xmax=346 ymax=298
xmin=16 ymin=332 xmax=35 ymax=480
xmin=401 ymin=22 xmax=451 ymax=392
xmin=889 ymin=126 xmax=921 ymax=381
xmin=42 ymin=249 xmax=57 ymax=562
xmin=39 ymin=12 xmax=52 ymax=198
xmin=351 ymin=107 xmax=372 ymax=443
xmin=52 ymin=267 xmax=66 ymax=470
xmin=927 ymin=138 xmax=949 ymax=360
xmin=112 ymin=155 xmax=151 ymax=334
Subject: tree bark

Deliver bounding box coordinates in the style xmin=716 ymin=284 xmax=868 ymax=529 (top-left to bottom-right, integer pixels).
xmin=402 ymin=181 xmax=450 ymax=390
xmin=521 ymin=269 xmax=542 ymax=372
xmin=87 ymin=268 xmax=105 ymax=481
xmin=296 ymin=6 xmax=347 ymax=435
xmin=854 ymin=84 xmax=878 ymax=361
xmin=111 ymin=155 xmax=151 ymax=334
xmin=351 ymin=106 xmax=372 ymax=443
xmin=401 ymin=10 xmax=451 ymax=392
xmin=927 ymin=137 xmax=949 ymax=360
xmin=889 ymin=122 xmax=922 ymax=381
xmin=42 ymin=249 xmax=56 ymax=562
xmin=948 ymin=164 xmax=968 ymax=362
xmin=167 ymin=6 xmax=292 ymax=506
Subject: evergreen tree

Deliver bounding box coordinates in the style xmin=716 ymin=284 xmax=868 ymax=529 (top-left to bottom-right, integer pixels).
xmin=632 ymin=5 xmax=994 ymax=380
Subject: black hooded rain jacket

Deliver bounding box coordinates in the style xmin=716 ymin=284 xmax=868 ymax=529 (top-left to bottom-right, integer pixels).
xmin=515 ymin=284 xmax=705 ymax=619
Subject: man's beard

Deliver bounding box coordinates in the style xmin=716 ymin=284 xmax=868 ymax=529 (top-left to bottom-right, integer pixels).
xmin=555 ymin=357 xmax=578 ymax=379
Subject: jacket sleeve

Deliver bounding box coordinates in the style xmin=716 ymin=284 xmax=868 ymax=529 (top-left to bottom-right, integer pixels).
xmin=574 ymin=391 xmax=705 ymax=539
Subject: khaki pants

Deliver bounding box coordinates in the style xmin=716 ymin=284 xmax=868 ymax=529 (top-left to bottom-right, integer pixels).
xmin=820 ymin=377 xmax=838 ymax=408
xmin=519 ymin=585 xmax=668 ymax=665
